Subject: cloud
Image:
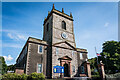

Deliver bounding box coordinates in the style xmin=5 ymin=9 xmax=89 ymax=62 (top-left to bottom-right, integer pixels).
xmin=104 ymin=22 xmax=109 ymax=27
xmin=7 ymin=33 xmax=26 ymax=41
xmin=3 ymin=55 xmax=13 ymax=61
xmin=7 ymin=33 xmax=14 ymax=39
xmin=2 ymin=43 xmax=23 ymax=48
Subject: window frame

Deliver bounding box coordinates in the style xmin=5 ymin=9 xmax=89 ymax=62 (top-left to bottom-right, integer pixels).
xmin=62 ymin=21 xmax=66 ymax=30
xmin=72 ymin=65 xmax=75 ymax=73
xmin=72 ymin=51 xmax=74 ymax=57
xmin=56 ymin=47 xmax=59 ymax=55
xmin=81 ymin=66 xmax=85 ymax=73
xmin=38 ymin=45 xmax=43 ymax=54
xmin=37 ymin=63 xmax=43 ymax=73
xmin=80 ymin=53 xmax=83 ymax=59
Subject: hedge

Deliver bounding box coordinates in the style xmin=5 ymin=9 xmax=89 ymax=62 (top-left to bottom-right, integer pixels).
xmin=2 ymin=72 xmax=45 ymax=80
xmin=28 ymin=72 xmax=45 ymax=80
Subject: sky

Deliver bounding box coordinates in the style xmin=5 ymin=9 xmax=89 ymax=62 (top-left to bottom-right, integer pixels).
xmin=1 ymin=2 xmax=118 ymax=65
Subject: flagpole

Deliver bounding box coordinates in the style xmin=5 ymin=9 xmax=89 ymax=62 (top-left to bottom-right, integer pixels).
xmin=95 ymin=47 xmax=98 ymax=64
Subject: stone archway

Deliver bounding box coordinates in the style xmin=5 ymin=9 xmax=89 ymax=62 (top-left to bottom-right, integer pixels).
xmin=58 ymin=56 xmax=72 ymax=78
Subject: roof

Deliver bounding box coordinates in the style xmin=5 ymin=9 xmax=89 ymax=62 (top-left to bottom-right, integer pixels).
xmin=28 ymin=37 xmax=47 ymax=45
xmin=76 ymin=48 xmax=88 ymax=53
xmin=44 ymin=4 xmax=73 ymax=25
xmin=16 ymin=37 xmax=47 ymax=62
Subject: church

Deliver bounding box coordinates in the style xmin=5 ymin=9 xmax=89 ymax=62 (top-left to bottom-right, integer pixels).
xmin=16 ymin=4 xmax=91 ymax=78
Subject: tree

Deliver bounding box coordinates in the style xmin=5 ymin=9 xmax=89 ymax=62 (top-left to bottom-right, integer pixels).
xmin=88 ymin=57 xmax=100 ymax=75
xmin=0 ymin=56 xmax=7 ymax=75
xmin=7 ymin=64 xmax=16 ymax=71
xmin=100 ymin=41 xmax=120 ymax=74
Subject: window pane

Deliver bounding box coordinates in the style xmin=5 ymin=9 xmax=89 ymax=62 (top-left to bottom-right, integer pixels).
xmin=62 ymin=21 xmax=66 ymax=30
xmin=38 ymin=64 xmax=42 ymax=73
xmin=81 ymin=66 xmax=84 ymax=73
xmin=73 ymin=66 xmax=75 ymax=72
xmin=80 ymin=53 xmax=83 ymax=59
xmin=72 ymin=51 xmax=74 ymax=56
xmin=56 ymin=48 xmax=58 ymax=55
xmin=39 ymin=46 xmax=42 ymax=53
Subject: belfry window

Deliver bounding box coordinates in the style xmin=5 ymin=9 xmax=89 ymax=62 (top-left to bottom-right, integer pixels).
xmin=62 ymin=21 xmax=66 ymax=30
xmin=46 ymin=23 xmax=49 ymax=31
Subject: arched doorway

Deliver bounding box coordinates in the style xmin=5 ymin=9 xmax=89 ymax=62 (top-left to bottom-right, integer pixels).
xmin=64 ymin=63 xmax=69 ymax=77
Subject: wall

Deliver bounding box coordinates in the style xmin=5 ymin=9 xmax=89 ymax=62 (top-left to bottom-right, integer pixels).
xmin=52 ymin=44 xmax=78 ymax=78
xmin=52 ymin=13 xmax=76 ymax=47
xmin=26 ymin=43 xmax=47 ymax=76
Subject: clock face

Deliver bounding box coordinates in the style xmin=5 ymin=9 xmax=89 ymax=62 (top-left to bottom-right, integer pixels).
xmin=61 ymin=32 xmax=67 ymax=39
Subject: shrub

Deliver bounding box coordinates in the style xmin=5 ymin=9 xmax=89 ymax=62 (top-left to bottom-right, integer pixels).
xmin=106 ymin=72 xmax=120 ymax=79
xmin=21 ymin=74 xmax=28 ymax=80
xmin=2 ymin=72 xmax=45 ymax=80
xmin=2 ymin=73 xmax=28 ymax=80
xmin=2 ymin=73 xmax=22 ymax=80
xmin=91 ymin=75 xmax=100 ymax=78
xmin=28 ymin=72 xmax=45 ymax=80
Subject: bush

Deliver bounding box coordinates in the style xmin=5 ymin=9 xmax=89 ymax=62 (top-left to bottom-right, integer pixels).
xmin=21 ymin=74 xmax=28 ymax=80
xmin=28 ymin=72 xmax=45 ymax=80
xmin=91 ymin=75 xmax=100 ymax=78
xmin=2 ymin=73 xmax=21 ymax=80
xmin=106 ymin=72 xmax=120 ymax=79
xmin=2 ymin=72 xmax=45 ymax=80
xmin=2 ymin=73 xmax=28 ymax=80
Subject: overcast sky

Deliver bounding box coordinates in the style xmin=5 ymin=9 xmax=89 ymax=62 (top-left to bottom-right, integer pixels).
xmin=1 ymin=2 xmax=118 ymax=65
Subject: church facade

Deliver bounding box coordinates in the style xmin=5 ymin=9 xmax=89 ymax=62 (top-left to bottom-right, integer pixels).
xmin=16 ymin=4 xmax=91 ymax=78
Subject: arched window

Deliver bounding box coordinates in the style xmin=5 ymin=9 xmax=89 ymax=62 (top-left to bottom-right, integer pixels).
xmin=46 ymin=23 xmax=49 ymax=31
xmin=62 ymin=21 xmax=66 ymax=30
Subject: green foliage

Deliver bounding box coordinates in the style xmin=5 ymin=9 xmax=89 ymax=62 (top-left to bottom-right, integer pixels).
xmin=28 ymin=72 xmax=45 ymax=80
xmin=100 ymin=41 xmax=120 ymax=74
xmin=106 ymin=73 xmax=120 ymax=78
xmin=91 ymin=75 xmax=100 ymax=78
xmin=1 ymin=71 xmax=45 ymax=80
xmin=88 ymin=41 xmax=120 ymax=74
xmin=88 ymin=58 xmax=99 ymax=76
xmin=7 ymin=64 xmax=16 ymax=71
xmin=2 ymin=73 xmax=28 ymax=80
xmin=21 ymin=74 xmax=28 ymax=80
xmin=0 ymin=56 xmax=7 ymax=75
xmin=2 ymin=73 xmax=21 ymax=80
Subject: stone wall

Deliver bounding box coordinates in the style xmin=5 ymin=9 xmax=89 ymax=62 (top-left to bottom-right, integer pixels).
xmin=26 ymin=43 xmax=47 ymax=75
xmin=52 ymin=45 xmax=78 ymax=78
xmin=52 ymin=13 xmax=76 ymax=47
xmin=43 ymin=15 xmax=53 ymax=44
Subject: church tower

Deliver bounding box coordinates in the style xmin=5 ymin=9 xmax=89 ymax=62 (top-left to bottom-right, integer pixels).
xmin=43 ymin=4 xmax=76 ymax=47
xmin=16 ymin=4 xmax=90 ymax=79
